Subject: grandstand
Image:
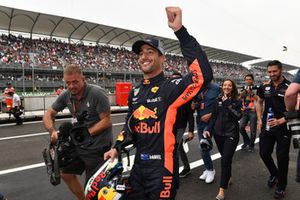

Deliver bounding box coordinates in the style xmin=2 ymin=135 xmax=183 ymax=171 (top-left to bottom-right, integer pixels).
xmin=0 ymin=5 xmax=297 ymax=93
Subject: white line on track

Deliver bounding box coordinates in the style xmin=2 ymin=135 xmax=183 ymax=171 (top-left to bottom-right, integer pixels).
xmin=0 ymin=113 xmax=127 ymax=127
xmin=0 ymin=122 xmax=125 ymax=141
xmin=0 ymin=118 xmax=69 ymax=127
xmin=0 ymin=132 xmax=48 ymax=141
xmin=0 ymin=163 xmax=45 ymax=175
xmin=0 ymin=136 xmax=259 ymax=176
xmin=180 ymin=137 xmax=260 ymax=172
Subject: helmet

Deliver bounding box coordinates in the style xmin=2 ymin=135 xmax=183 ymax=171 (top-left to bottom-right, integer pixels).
xmin=84 ymin=159 xmax=124 ymax=200
xmin=200 ymin=137 xmax=213 ymax=151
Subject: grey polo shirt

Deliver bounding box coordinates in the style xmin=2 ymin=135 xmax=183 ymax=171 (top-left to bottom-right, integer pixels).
xmin=52 ymin=83 xmax=113 ymax=150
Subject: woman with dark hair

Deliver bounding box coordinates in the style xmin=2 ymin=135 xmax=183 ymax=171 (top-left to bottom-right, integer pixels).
xmin=203 ymin=79 xmax=242 ymax=200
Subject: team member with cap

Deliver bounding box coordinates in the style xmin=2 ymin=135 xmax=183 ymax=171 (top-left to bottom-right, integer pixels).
xmin=104 ymin=7 xmax=213 ymax=200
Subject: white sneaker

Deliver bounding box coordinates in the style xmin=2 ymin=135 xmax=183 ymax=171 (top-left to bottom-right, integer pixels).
xmin=199 ymin=170 xmax=208 ymax=180
xmin=205 ymin=169 xmax=215 ymax=184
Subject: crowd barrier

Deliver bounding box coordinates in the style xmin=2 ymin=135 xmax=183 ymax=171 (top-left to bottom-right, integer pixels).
xmin=0 ymin=93 xmax=116 ymax=113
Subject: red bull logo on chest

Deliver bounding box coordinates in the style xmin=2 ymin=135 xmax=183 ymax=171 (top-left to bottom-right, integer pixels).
xmin=132 ymin=105 xmax=160 ymax=134
xmin=133 ymin=105 xmax=158 ymax=120
xmin=134 ymin=121 xmax=160 ymax=134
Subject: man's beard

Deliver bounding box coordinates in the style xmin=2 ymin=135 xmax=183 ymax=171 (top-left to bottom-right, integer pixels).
xmin=270 ymin=75 xmax=281 ymax=82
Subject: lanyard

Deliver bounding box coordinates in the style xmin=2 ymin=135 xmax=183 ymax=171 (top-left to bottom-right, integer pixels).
xmin=72 ymin=98 xmax=82 ymax=118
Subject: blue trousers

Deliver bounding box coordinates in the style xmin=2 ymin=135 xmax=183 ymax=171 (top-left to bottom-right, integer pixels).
xmin=197 ymin=121 xmax=214 ymax=170
xmin=177 ymin=128 xmax=190 ymax=170
xmin=239 ymin=110 xmax=257 ymax=148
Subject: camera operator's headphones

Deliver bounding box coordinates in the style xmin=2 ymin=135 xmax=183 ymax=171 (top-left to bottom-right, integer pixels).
xmin=200 ymin=137 xmax=213 ymax=151
xmin=84 ymin=159 xmax=124 ymax=200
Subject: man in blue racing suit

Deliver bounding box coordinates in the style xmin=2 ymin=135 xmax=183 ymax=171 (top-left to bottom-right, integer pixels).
xmin=104 ymin=7 xmax=213 ymax=200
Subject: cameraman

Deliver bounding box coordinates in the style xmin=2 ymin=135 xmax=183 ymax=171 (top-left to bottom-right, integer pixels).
xmin=239 ymin=74 xmax=258 ymax=152
xmin=43 ymin=64 xmax=113 ymax=200
xmin=284 ymin=69 xmax=300 ymax=183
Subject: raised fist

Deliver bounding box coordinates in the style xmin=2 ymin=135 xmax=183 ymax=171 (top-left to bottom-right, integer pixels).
xmin=165 ymin=7 xmax=182 ymax=32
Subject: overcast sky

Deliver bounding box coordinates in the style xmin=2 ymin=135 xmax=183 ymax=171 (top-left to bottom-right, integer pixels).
xmin=1 ymin=0 xmax=300 ymax=68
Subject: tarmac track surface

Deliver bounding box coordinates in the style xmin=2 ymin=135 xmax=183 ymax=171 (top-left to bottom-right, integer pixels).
xmin=0 ymin=113 xmax=299 ymax=200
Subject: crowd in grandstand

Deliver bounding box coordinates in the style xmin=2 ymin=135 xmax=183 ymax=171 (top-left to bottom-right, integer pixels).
xmin=0 ymin=34 xmax=292 ymax=92
xmin=1 ymin=33 xmax=291 ymax=86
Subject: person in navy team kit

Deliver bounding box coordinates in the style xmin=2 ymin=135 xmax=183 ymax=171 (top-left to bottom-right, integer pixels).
xmin=104 ymin=7 xmax=213 ymax=200
xmin=257 ymin=60 xmax=291 ymax=199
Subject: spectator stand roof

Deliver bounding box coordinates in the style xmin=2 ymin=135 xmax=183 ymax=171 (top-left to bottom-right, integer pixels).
xmin=0 ymin=5 xmax=297 ymax=71
xmin=250 ymin=60 xmax=297 ymax=71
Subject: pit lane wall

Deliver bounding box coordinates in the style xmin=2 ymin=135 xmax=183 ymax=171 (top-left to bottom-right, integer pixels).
xmin=0 ymin=94 xmax=128 ymax=123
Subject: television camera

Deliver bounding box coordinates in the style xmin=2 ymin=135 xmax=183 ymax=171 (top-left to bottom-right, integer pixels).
xmin=285 ymin=110 xmax=300 ymax=149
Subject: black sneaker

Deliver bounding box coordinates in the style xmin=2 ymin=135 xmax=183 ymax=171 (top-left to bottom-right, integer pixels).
xmin=179 ymin=168 xmax=191 ymax=178
xmin=274 ymin=189 xmax=285 ymax=199
xmin=268 ymin=176 xmax=278 ymax=188
xmin=16 ymin=121 xmax=23 ymax=125
xmin=241 ymin=144 xmax=249 ymax=150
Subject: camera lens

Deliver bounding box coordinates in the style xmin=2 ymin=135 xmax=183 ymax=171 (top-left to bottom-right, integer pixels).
xmin=74 ymin=131 xmax=85 ymax=142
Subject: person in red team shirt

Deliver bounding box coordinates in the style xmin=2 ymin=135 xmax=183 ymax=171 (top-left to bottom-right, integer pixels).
xmin=3 ymin=82 xmax=15 ymax=112
xmin=55 ymin=85 xmax=65 ymax=95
